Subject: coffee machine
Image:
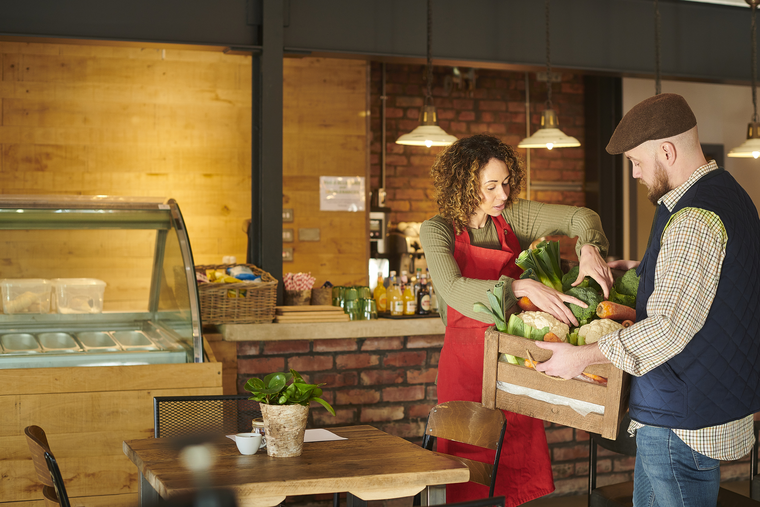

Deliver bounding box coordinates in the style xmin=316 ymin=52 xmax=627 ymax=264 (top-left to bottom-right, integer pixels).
xmin=369 ymin=206 xmax=392 ymax=290
xmin=386 ymin=222 xmax=427 ymax=278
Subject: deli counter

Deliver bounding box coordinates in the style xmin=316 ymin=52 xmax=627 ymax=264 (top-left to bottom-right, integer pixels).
xmin=0 ymin=195 xmax=204 ymax=368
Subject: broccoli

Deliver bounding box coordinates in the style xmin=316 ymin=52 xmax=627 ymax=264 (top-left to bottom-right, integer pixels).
xmin=561 ymin=265 xmax=603 ymax=294
xmin=610 ymin=268 xmax=640 ymax=308
xmin=564 ymin=286 xmax=603 ymax=326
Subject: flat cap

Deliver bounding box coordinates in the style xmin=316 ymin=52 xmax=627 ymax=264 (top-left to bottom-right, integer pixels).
xmin=606 ymin=93 xmax=697 ymax=154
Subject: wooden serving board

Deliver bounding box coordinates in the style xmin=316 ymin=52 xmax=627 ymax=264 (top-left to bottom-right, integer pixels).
xmin=275 ymin=314 xmax=350 ymax=323
xmin=276 ymin=305 xmax=342 ymax=313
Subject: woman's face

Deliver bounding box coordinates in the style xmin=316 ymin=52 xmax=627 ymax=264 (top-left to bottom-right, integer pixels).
xmin=471 ymin=158 xmax=510 ymax=227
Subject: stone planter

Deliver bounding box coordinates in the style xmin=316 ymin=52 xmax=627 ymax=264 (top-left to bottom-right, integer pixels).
xmin=260 ymin=403 xmax=309 ymax=457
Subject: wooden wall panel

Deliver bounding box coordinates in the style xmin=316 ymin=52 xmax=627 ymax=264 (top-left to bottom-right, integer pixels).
xmin=0 ymin=41 xmax=252 ymax=311
xmin=282 ymin=58 xmax=369 ymax=287
xmin=0 ymin=363 xmax=222 ymax=505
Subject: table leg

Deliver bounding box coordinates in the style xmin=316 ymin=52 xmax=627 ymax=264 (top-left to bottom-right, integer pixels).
xmin=138 ymin=472 xmax=161 ymax=506
xmin=347 ymin=493 xmax=368 ymax=507
xmin=420 ymin=485 xmax=446 ymax=506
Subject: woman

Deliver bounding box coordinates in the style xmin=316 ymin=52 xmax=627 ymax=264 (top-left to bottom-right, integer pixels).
xmin=420 ymin=134 xmax=613 ymax=505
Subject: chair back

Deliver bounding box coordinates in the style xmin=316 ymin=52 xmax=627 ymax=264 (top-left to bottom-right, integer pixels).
xmin=154 ymin=394 xmax=262 ymax=438
xmin=422 ymin=401 xmax=507 ymax=497
xmin=24 ymin=425 xmax=71 ymax=507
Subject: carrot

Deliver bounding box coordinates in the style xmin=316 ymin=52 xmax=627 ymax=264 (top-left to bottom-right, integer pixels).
xmin=518 ymin=296 xmax=541 ymax=312
xmin=581 ymin=372 xmax=608 ymax=385
xmin=596 ymin=301 xmax=636 ymax=322
xmin=524 ymin=358 xmax=538 ymax=369
xmin=622 ymin=320 xmax=634 ymax=328
xmin=543 ymin=332 xmax=563 ymax=343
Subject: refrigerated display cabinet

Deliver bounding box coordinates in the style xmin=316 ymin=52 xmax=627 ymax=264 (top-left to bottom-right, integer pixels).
xmin=0 ymin=195 xmax=204 ymax=368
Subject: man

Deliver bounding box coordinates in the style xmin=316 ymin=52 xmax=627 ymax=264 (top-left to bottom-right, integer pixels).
xmin=535 ymin=93 xmax=760 ymax=507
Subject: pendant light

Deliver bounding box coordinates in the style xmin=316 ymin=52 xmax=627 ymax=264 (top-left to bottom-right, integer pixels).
xmin=729 ymin=0 xmax=760 ymax=159
xmin=396 ymin=0 xmax=457 ymax=148
xmin=518 ymin=0 xmax=580 ymax=150
xmin=654 ymin=0 xmax=662 ymax=95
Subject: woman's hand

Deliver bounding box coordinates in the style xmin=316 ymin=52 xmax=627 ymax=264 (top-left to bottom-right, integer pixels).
xmin=608 ymin=259 xmax=640 ymax=270
xmin=575 ymin=244 xmax=614 ymax=299
xmin=512 ymin=278 xmax=585 ymax=327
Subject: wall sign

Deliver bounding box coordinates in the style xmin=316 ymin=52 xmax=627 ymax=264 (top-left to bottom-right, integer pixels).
xmin=319 ymin=176 xmax=365 ymax=212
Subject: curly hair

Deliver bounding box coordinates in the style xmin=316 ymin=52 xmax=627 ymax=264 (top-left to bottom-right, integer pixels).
xmin=430 ymin=134 xmax=524 ymax=234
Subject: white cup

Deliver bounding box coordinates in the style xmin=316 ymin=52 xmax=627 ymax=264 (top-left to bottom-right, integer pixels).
xmin=235 ymin=433 xmax=263 ymax=455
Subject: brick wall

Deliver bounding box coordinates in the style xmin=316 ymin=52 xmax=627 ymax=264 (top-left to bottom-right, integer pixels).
xmin=369 ymin=63 xmax=585 ymax=218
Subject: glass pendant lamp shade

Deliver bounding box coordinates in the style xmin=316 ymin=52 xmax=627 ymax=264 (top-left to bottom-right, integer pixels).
xmin=728 ymin=122 xmax=760 ymax=158
xmin=396 ymin=103 xmax=458 ymax=147
xmin=518 ymin=109 xmax=580 ymax=150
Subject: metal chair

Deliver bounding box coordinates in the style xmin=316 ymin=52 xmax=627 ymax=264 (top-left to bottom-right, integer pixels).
xmin=588 ymin=414 xmax=760 ymax=507
xmin=153 ymin=394 xmax=262 ymax=438
xmin=417 ymin=401 xmax=507 ymax=505
xmin=24 ymin=425 xmax=71 ymax=507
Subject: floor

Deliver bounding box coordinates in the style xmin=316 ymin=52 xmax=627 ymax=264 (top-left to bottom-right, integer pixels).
xmin=521 ymin=480 xmax=751 ymax=507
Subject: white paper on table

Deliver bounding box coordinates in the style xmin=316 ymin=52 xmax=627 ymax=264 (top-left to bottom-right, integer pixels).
xmin=226 ymin=429 xmax=346 ymax=443
xmin=304 ymin=429 xmax=346 ymax=442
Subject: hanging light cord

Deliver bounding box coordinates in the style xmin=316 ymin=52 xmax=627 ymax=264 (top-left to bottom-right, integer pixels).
xmin=752 ymin=2 xmax=758 ymax=123
xmin=425 ymin=0 xmax=433 ymax=103
xmin=655 ymin=0 xmax=662 ymax=95
xmin=545 ymin=0 xmax=552 ymax=108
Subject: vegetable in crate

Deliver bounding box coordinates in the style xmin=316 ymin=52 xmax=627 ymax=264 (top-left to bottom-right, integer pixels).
xmin=609 ymin=268 xmax=640 ymax=308
xmin=515 ymin=240 xmax=563 ymax=292
xmin=500 ymin=311 xmax=569 ymax=365
xmin=472 ymin=281 xmax=508 ymax=332
xmin=564 ymin=286 xmax=603 ymax=326
xmin=561 ymin=265 xmax=603 ymax=294
xmin=576 ymin=319 xmax=624 ymax=345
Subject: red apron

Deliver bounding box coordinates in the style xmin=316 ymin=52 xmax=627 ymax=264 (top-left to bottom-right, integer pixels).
xmin=437 ymin=214 xmax=554 ymax=506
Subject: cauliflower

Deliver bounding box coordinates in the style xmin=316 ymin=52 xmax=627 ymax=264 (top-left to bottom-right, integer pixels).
xmin=519 ymin=311 xmax=569 ymax=342
xmin=578 ymin=319 xmax=624 ymax=344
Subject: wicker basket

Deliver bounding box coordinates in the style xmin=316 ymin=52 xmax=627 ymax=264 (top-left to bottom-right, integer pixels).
xmin=196 ymin=264 xmax=278 ymax=325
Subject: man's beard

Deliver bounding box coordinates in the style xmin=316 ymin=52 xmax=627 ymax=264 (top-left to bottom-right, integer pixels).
xmin=645 ymin=159 xmax=672 ymax=205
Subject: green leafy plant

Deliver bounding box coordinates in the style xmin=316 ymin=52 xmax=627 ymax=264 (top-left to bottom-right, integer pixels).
xmin=515 ymin=240 xmax=563 ymax=292
xmin=244 ymin=369 xmax=335 ymax=416
xmin=473 ymin=281 xmax=507 ymax=332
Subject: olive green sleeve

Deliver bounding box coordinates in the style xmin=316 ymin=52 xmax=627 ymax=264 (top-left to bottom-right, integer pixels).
xmin=420 ymin=216 xmax=515 ymax=326
xmin=503 ymin=198 xmax=609 ymax=259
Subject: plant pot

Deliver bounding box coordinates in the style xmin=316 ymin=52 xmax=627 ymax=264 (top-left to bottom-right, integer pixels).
xmin=260 ymin=404 xmax=309 ymax=457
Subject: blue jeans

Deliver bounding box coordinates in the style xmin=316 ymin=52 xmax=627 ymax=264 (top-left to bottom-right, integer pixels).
xmin=633 ymin=425 xmax=721 ymax=507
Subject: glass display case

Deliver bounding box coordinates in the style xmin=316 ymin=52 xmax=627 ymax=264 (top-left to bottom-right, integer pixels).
xmin=0 ymin=195 xmax=203 ymax=369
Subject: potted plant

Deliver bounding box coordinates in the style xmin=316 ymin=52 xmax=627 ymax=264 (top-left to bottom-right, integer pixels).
xmin=244 ymin=369 xmax=335 ymax=457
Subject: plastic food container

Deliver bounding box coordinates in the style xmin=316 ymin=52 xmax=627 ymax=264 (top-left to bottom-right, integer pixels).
xmin=51 ymin=278 xmax=106 ymax=314
xmin=0 ymin=279 xmax=52 ymax=314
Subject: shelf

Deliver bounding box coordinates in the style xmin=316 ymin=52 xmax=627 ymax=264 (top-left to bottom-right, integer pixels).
xmin=220 ymin=316 xmax=446 ymax=341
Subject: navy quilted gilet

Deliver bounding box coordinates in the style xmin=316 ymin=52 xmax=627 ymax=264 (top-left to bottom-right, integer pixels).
xmin=629 ymin=168 xmax=760 ymax=430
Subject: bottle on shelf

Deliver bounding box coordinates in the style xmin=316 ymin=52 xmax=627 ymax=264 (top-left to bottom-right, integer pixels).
xmin=427 ymin=268 xmax=439 ymax=313
xmin=388 ymin=272 xmax=404 ymax=316
xmin=416 ymin=274 xmax=431 ymax=315
xmin=373 ymin=271 xmax=387 ymax=314
xmin=414 ymin=268 xmax=422 ymax=298
xmin=403 ymin=279 xmax=416 ymax=315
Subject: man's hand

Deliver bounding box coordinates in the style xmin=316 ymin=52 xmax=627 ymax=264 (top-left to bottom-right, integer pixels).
xmin=576 ymin=245 xmax=614 ymax=299
xmin=533 ymin=341 xmax=608 ymax=379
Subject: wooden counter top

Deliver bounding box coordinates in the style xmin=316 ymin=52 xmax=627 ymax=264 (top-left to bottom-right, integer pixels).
xmin=220 ymin=316 xmax=445 ymax=341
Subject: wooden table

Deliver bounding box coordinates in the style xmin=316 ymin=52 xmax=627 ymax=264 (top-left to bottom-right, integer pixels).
xmin=123 ymin=425 xmax=470 ymax=507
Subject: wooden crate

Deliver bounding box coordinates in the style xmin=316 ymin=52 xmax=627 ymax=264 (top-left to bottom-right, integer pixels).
xmin=482 ymin=327 xmax=630 ymax=439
